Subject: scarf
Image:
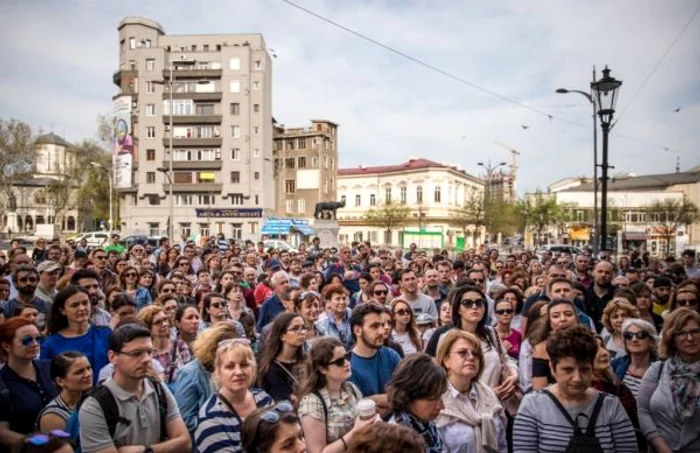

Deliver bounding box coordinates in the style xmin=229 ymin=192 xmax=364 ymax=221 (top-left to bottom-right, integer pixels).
xmin=669 ymin=355 xmax=700 ymax=421
xmin=436 ymin=381 xmax=503 ymax=453
xmin=392 ymin=411 xmax=442 ymax=453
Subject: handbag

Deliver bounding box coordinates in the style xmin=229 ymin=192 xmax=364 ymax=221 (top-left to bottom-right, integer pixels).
xmin=490 ymin=327 xmax=524 ymax=416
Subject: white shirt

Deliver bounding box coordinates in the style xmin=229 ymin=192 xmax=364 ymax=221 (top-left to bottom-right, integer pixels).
xmin=392 ymin=330 xmax=418 ymax=355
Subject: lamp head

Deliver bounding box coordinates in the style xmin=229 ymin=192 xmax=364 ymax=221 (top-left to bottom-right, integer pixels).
xmin=555 ymin=88 xmax=569 ymax=94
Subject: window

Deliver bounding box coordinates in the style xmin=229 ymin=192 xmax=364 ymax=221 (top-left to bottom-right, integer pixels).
xmin=286 ymin=139 xmax=295 ymax=151
xmin=198 ymin=194 xmax=215 ymax=205
xmin=191 ymin=44 xmax=197 ymax=51
xmin=298 ymin=138 xmax=306 ymax=149
xmin=231 ymin=149 xmax=240 ymax=160
xmin=230 ymin=80 xmax=241 ymax=93
xmin=174 ymin=172 xmax=192 ymax=184
xmin=311 ymin=157 xmax=318 ymax=168
xmin=298 ymin=157 xmax=306 ymax=168
xmin=144 ymin=40 xmax=151 ymax=48
xmin=146 ymin=149 xmax=155 ymax=161
xmin=129 ymin=38 xmax=136 ymax=49
xmin=285 ymin=179 xmax=296 ymax=194
xmin=146 ymin=81 xmax=155 ymax=94
xmin=434 ymin=186 xmax=442 ymax=203
xmin=253 ymin=104 xmax=260 ymax=113
xmin=252 ymin=81 xmax=260 ymax=90
xmin=253 ymin=149 xmax=260 ymax=158
xmin=146 ymin=127 xmax=156 ymax=138
xmin=255 ymin=195 xmax=259 ymax=205
xmin=203 ymin=44 xmax=209 ymax=51
xmin=146 ymin=59 xmax=155 ymax=71
xmin=286 ymin=199 xmax=294 ymax=214
xmin=229 ymin=57 xmax=241 ymax=70
xmin=249 ymin=223 xmax=258 ymax=235
xmin=298 ymin=199 xmax=306 ymax=214
xmin=230 ymin=171 xmax=240 ymax=183
xmin=230 ymin=103 xmax=240 ymax=115
xmin=400 ymin=186 xmax=407 ymax=204
xmin=370 ymin=194 xmax=376 ymax=206
xmin=253 ymin=126 xmax=260 ymax=135
xmin=369 ymin=231 xmax=378 ymax=243
xmin=416 ymin=186 xmax=423 ymax=204
xmin=196 ymin=104 xmax=214 ymax=115
xmin=147 ymin=195 xmax=160 ymax=206
xmin=354 ymin=232 xmax=363 ymax=242
xmin=146 ymin=104 xmax=155 ymax=117
xmin=148 ymin=223 xmax=160 ymax=236
xmin=385 ymin=188 xmax=392 ymax=204
xmin=325 ymin=157 xmax=329 ymax=169
xmin=231 ymin=126 xmax=240 ymax=138
xmin=254 ymin=172 xmax=260 ymax=180
xmin=231 ymin=223 xmax=242 ymax=239
xmin=355 ymin=195 xmax=361 ymax=207
xmin=285 ymin=158 xmax=295 ymax=169
xmin=254 ymin=60 xmax=261 ymax=70
xmin=341 ymin=195 xmax=347 ymax=205
xmin=230 ymin=194 xmax=244 ymax=205
xmin=164 ymin=99 xmax=194 ymax=115
xmin=175 ymin=195 xmax=193 ymax=206
xmin=179 ymin=223 xmax=191 ymax=237
xmin=146 ymin=172 xmax=156 ymax=183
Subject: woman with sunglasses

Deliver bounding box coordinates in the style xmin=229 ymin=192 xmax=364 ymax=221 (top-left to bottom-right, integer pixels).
xmin=138 ymin=306 xmax=191 ymax=384
xmin=601 ymin=298 xmax=640 ymax=360
xmin=0 ymin=318 xmax=57 ymax=447
xmin=119 ymin=265 xmax=152 ymax=311
xmin=298 ymin=337 xmax=373 ymax=453
xmin=294 ymin=291 xmax=321 ymax=345
xmin=390 ymin=298 xmax=422 ymax=356
xmin=41 ymin=286 xmax=111 ymax=385
xmin=670 ymin=287 xmax=699 ymax=314
xmin=611 ymin=319 xmax=658 ymax=399
xmin=493 ymin=297 xmax=522 ymax=360
xmin=194 ymin=339 xmax=273 ymax=453
xmin=241 ymin=402 xmax=306 ymax=453
xmin=200 ymin=292 xmax=229 ymax=331
xmin=258 ymin=313 xmax=308 ymax=403
xmin=638 ymin=308 xmax=700 ymax=453
xmin=37 ymin=351 xmax=93 ymax=432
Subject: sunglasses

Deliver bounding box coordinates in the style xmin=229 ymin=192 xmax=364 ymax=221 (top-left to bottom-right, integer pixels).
xmin=495 ymin=309 xmax=514 ymax=315
xmin=161 ymin=288 xmax=175 ymax=294
xmin=259 ymin=401 xmax=295 ymax=423
xmin=217 ymin=338 xmax=251 ymax=352
xmin=18 ymin=276 xmax=38 ymax=283
xmin=328 ymin=356 xmax=347 ymax=367
xmin=394 ymin=309 xmax=411 ymax=317
xmin=677 ymin=299 xmax=698 ymax=307
xmin=373 ymin=290 xmax=388 ymax=296
xmin=623 ymin=331 xmax=650 ymax=341
xmin=672 ymin=327 xmax=700 ymax=340
xmin=179 ymin=263 xmax=189 ymax=267
xmin=119 ymin=348 xmax=155 ymax=358
xmin=124 ymin=273 xmax=137 ymax=278
xmin=286 ymin=325 xmax=308 ymax=334
xmin=21 ymin=335 xmax=41 ymax=347
xmin=461 ymin=298 xmax=485 ymax=309
xmin=25 ymin=430 xmax=70 ymax=446
xmin=210 ymin=302 xmax=224 ymax=309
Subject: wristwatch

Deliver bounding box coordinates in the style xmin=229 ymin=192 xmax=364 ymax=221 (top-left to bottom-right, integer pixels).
xmin=144 ymin=447 xmax=154 ymax=453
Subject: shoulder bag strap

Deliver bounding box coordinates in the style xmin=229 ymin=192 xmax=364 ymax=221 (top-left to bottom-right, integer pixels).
xmin=166 ymin=339 xmax=179 ymax=383
xmin=217 ymin=392 xmax=243 ymax=425
xmin=584 ymin=393 xmax=606 ymax=437
xmin=541 ymin=389 xmax=583 ymax=435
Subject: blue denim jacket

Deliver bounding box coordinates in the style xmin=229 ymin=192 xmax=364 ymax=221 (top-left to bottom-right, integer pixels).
xmin=611 ymin=355 xmax=631 ymax=381
xmin=134 ymin=286 xmax=153 ymax=311
xmin=315 ymin=308 xmax=353 ymax=349
xmin=172 ymin=359 xmax=213 ymax=433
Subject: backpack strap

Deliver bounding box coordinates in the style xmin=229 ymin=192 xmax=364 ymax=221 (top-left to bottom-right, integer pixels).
xmin=584 ymin=393 xmax=607 ymax=437
xmin=90 ymin=385 xmax=125 ymax=439
xmin=147 ymin=376 xmax=169 ymax=442
xmin=312 ymin=391 xmax=330 ymax=443
xmin=541 ymin=389 xmax=584 ymax=435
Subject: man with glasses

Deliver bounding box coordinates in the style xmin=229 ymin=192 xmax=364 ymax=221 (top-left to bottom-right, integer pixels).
xmin=32 ymin=238 xmax=47 ymax=262
xmin=5 ymin=265 xmax=49 ymax=332
xmin=34 ymin=260 xmax=61 ymax=307
xmin=79 ymin=324 xmax=190 ymax=453
xmin=368 ymin=281 xmax=390 ymax=305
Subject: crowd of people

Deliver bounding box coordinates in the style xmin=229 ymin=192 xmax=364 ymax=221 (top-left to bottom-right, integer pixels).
xmin=0 ymin=232 xmax=699 ymax=453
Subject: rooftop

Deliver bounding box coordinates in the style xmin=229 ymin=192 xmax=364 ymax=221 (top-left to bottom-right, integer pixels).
xmin=560 ymin=170 xmax=700 ymax=192
xmin=338 ymin=157 xmax=477 ymax=179
xmin=35 ymin=132 xmax=72 ymax=148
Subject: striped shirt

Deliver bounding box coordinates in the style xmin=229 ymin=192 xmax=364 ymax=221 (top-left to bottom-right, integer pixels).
xmin=194 ymin=388 xmax=273 ymax=453
xmin=513 ymin=389 xmax=638 ymax=453
xmin=36 ymin=395 xmax=72 ymax=429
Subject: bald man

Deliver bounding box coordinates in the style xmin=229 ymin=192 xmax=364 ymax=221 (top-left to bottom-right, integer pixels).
xmin=584 ymin=260 xmax=615 ymax=332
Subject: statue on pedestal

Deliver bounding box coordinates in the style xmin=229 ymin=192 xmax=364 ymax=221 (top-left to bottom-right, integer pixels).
xmin=313 ymin=199 xmax=346 ymax=220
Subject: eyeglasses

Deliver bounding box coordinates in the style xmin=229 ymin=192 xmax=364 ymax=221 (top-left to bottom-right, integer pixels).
xmin=94 ymin=255 xmax=106 ymax=260
xmin=179 ymin=263 xmax=189 ymax=267
xmin=394 ymin=309 xmax=410 ymax=317
xmin=328 ymin=356 xmax=347 ymax=367
xmin=119 ymin=348 xmax=155 ymax=358
xmin=461 ymin=298 xmax=485 ymax=309
xmin=373 ymin=290 xmax=388 ymax=296
xmin=450 ymin=349 xmax=478 ymax=360
xmin=677 ymin=299 xmax=698 ymax=307
xmin=210 ymin=302 xmax=224 ymax=309
xmin=21 ymin=335 xmax=41 ymax=347
xmin=18 ymin=276 xmax=38 ymax=284
xmin=217 ymin=338 xmax=251 ymax=352
xmin=672 ymin=327 xmax=700 ymax=340
xmin=124 ymin=273 xmax=137 ymax=278
xmin=623 ymin=331 xmax=650 ymax=341
xmin=163 ymin=305 xmax=177 ymax=313
xmin=287 ymin=325 xmax=309 ymax=334
xmin=25 ymin=430 xmax=70 ymax=446
xmin=495 ymin=309 xmax=514 ymax=315
xmin=153 ymin=319 xmax=169 ymax=326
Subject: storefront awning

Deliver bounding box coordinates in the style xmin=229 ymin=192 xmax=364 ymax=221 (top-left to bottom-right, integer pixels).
xmin=261 ymin=218 xmax=316 ymax=236
xmin=624 ymin=233 xmax=648 ymax=241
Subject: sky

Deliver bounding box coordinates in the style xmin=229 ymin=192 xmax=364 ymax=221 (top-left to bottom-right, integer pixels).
xmin=0 ymin=0 xmax=698 ymax=195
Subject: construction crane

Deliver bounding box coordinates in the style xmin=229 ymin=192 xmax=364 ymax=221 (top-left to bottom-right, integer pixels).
xmin=493 ymin=141 xmax=521 ymax=200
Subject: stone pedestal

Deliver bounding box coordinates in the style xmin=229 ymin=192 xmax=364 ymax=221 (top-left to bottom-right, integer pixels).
xmin=313 ymin=219 xmax=340 ymax=248
xmin=4 ymin=211 xmax=19 ymax=234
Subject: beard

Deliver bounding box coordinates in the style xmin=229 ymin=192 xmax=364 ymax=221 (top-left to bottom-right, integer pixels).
xmin=18 ymin=284 xmax=37 ymax=296
xmin=360 ymin=330 xmax=382 ymax=349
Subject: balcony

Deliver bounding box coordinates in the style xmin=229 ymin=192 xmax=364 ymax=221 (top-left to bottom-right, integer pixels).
xmin=163 ymin=68 xmax=222 ymax=80
xmin=116 ymin=185 xmax=138 ymax=194
xmin=161 ymin=160 xmax=223 ymax=170
xmin=113 ymin=69 xmax=138 ymax=87
xmin=163 ymin=137 xmax=222 ymax=148
xmin=163 ymin=115 xmax=222 ymax=125
xmin=163 ymin=92 xmax=223 ymax=102
xmin=163 ymin=183 xmax=223 ymax=193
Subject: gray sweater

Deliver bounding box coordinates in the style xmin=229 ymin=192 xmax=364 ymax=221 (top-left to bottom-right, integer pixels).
xmin=637 ymin=361 xmax=700 ymax=452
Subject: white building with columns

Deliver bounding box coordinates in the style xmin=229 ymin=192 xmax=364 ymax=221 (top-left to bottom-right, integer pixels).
xmin=336 ymin=158 xmax=485 ymax=249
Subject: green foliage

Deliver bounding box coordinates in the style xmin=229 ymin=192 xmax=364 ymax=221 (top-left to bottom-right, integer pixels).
xmin=363 ymin=201 xmax=411 ymax=233
xmin=646 ymin=197 xmax=699 ymax=250
xmin=516 ymin=190 xmax=572 ymax=245
xmin=0 ymin=118 xmax=35 ymax=216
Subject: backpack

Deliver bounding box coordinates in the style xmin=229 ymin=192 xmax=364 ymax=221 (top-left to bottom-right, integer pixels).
xmin=542 ymin=389 xmax=606 ymax=453
xmin=67 ymin=376 xmax=168 ymax=452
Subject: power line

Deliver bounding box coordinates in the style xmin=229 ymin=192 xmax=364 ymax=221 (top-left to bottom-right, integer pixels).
xmin=613 ymin=3 xmax=700 ymax=125
xmin=281 ymin=0 xmax=695 ymax=158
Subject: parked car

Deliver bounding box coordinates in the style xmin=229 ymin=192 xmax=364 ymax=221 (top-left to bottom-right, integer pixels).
xmin=263 ymin=240 xmax=298 ymax=253
xmin=536 ymin=244 xmax=583 ymax=258
xmin=77 ymin=231 xmax=110 ymax=248
xmin=120 ymin=235 xmax=159 ymax=249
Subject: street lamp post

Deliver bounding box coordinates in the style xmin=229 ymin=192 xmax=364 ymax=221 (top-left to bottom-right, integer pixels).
xmin=90 ymin=162 xmax=113 ymax=232
xmin=477 ymin=160 xmax=507 ymax=199
xmin=591 ymin=66 xmax=622 ymax=253
xmin=556 ymin=67 xmax=599 ymax=254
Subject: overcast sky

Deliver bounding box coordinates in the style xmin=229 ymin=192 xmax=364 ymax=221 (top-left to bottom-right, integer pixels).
xmin=1 ymin=0 xmax=698 ymax=194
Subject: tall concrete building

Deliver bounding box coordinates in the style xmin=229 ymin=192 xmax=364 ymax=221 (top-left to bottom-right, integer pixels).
xmin=113 ymin=17 xmax=274 ymax=241
xmin=272 ymin=120 xmax=338 ymax=218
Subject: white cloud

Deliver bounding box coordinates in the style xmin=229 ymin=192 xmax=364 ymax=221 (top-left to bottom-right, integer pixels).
xmin=0 ymin=0 xmax=698 ymax=194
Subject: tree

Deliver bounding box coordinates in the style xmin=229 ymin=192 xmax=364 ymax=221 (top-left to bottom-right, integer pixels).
xmin=0 ymin=119 xmax=35 ymax=222
xmin=646 ymin=197 xmax=699 ymax=256
xmin=516 ymin=191 xmax=570 ymax=246
xmin=71 ymin=139 xmax=113 ymax=229
xmin=484 ymin=197 xmax=519 ymax=240
xmin=451 ymin=187 xmax=485 ymax=242
xmin=363 ymin=201 xmax=411 ymax=245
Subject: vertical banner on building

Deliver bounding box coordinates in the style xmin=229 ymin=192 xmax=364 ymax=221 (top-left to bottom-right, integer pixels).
xmin=113 ymin=96 xmax=133 ymax=188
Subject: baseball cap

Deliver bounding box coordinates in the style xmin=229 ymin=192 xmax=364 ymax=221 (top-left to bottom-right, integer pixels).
xmin=75 ymin=250 xmax=88 ymax=259
xmin=266 ymin=259 xmax=282 ymax=271
xmin=37 ymin=261 xmax=61 ymax=273
xmin=415 ymin=313 xmax=434 ymax=326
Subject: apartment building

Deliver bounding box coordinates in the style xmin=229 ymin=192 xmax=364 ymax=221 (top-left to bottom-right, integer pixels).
xmin=113 ymin=17 xmax=274 ymax=241
xmin=273 ymin=120 xmax=339 ymax=219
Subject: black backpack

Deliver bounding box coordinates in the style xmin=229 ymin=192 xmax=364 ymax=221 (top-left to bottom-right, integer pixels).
xmin=542 ymin=389 xmax=606 ymax=453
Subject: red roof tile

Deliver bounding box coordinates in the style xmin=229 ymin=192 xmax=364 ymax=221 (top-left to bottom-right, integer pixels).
xmin=338 ymin=158 xmax=452 ymax=176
